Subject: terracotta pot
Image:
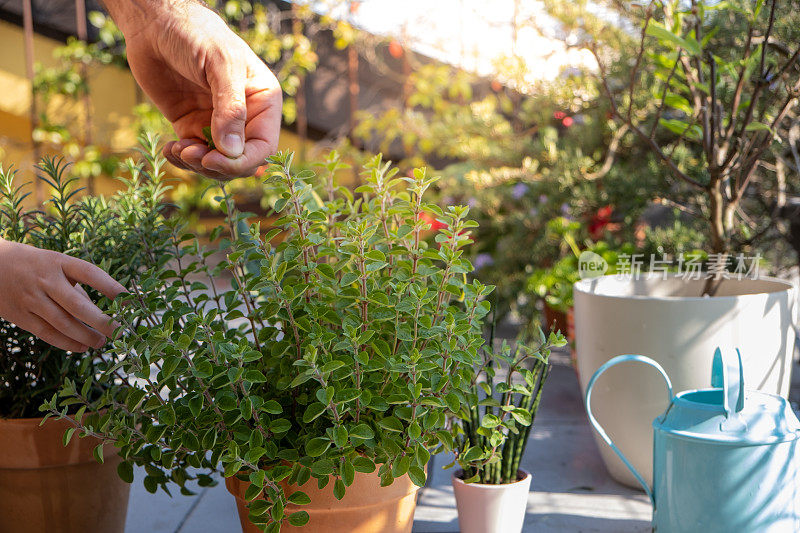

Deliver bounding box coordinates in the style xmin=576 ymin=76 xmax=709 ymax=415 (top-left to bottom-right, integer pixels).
xmin=542 ymin=305 xmax=568 ymax=335
xmin=452 ymin=469 xmax=532 ymax=533
xmin=226 ymin=469 xmax=421 ymax=533
xmin=0 ymin=416 xmax=130 ymax=533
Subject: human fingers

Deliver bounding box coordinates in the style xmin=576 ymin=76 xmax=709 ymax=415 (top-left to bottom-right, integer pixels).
xmin=59 ymin=255 xmax=126 ymax=300
xmin=48 ymin=279 xmax=118 ymax=339
xmin=201 ymin=138 xmax=273 ymax=178
xmin=206 ymin=50 xmax=248 ymax=159
xmin=19 ymin=313 xmax=89 ymax=353
xmin=34 ymin=296 xmax=104 ymax=349
xmin=163 ymin=141 xmax=192 ymax=171
xmin=201 ymin=80 xmax=282 ymax=177
xmin=177 ymin=142 xmax=231 ymax=180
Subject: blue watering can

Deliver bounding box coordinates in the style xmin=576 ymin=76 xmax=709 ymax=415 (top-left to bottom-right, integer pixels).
xmin=585 ymin=348 xmax=800 ymax=532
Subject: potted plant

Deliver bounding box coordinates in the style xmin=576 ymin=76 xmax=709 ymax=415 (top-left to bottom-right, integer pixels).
xmin=45 ymin=150 xmax=496 ymax=533
xmin=572 ymin=0 xmax=798 ymax=487
xmin=448 ymin=327 xmax=566 ymax=533
xmin=527 ymin=218 xmax=633 ymax=347
xmin=0 ymin=134 xmax=169 ymax=533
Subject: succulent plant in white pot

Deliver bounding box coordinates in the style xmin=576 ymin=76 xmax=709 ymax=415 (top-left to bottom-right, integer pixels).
xmin=447 ymin=327 xmax=566 ymax=533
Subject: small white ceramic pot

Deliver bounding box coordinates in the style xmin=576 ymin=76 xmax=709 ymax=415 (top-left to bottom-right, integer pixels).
xmin=451 ymin=470 xmax=531 ymax=533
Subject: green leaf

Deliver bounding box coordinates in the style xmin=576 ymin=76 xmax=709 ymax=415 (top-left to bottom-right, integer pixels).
xmin=333 ymin=478 xmax=346 ymax=500
xmin=287 ymin=491 xmax=311 ymax=505
xmin=481 ymin=414 xmax=502 ymax=428
xmin=333 ymin=426 xmax=348 ymax=448
xmin=192 ymin=360 xmax=213 ymax=379
xmin=188 ymin=394 xmax=203 ymax=417
xmin=378 ymin=416 xmax=404 ymax=432
xmin=336 ymin=388 xmax=361 ymax=403
xmin=290 ymin=371 xmax=313 ymax=388
xmin=645 ymin=21 xmax=701 ymax=55
xmin=244 ymin=370 xmax=267 ymax=383
xmin=349 ymin=423 xmax=374 ymax=440
xmin=321 ymin=360 xmax=346 ymax=373
xmin=311 ymin=459 xmax=335 ymax=476
xmin=303 ymin=403 xmax=327 ymax=423
xmin=352 ymin=456 xmax=376 ymax=473
xmin=510 ymin=408 xmax=532 ymax=426
xmin=62 ymin=427 xmax=76 ymax=447
xmin=445 ymin=393 xmax=461 ymax=413
xmin=745 ymin=122 xmax=772 ymax=133
xmin=288 ymin=511 xmax=310 ymax=527
xmin=93 ymin=444 xmax=104 ymax=464
xmin=408 ymin=465 xmax=426 ymax=487
xmin=159 ymin=405 xmax=176 ymax=426
xmin=393 ymin=455 xmax=411 ymax=477
xmin=463 ymin=446 xmax=483 ymax=463
xmin=305 ymin=437 xmax=331 ymax=457
xmin=263 ymin=400 xmax=282 ymax=414
xmin=117 ymin=461 xmax=134 ymax=483
xmin=248 ymin=500 xmax=270 ymax=516
xmin=342 ymin=459 xmax=356 ymax=486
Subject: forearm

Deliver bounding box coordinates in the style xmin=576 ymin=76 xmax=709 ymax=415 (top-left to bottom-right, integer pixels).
xmin=101 ymin=0 xmax=197 ymax=37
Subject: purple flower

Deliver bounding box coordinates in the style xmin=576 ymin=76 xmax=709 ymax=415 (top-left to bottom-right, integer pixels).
xmin=512 ymin=183 xmax=529 ymax=200
xmin=539 ymin=194 xmax=548 ymax=204
xmin=467 ymin=197 xmax=478 ymax=208
xmin=560 ymin=203 xmax=571 ymax=216
xmin=528 ymin=207 xmax=539 ymax=218
xmin=572 ymin=114 xmax=586 ymax=124
xmin=474 ymin=253 xmax=495 ymax=270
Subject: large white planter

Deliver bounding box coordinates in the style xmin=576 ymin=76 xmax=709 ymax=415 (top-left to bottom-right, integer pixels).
xmin=452 ymin=470 xmax=531 ymax=533
xmin=575 ymin=275 xmax=796 ymax=488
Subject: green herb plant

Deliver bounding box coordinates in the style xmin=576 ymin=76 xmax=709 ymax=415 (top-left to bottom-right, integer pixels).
xmin=45 ymin=150 xmax=499 ymax=531
xmin=0 ymin=134 xmax=170 ymax=418
xmin=449 ymin=326 xmax=566 ymax=485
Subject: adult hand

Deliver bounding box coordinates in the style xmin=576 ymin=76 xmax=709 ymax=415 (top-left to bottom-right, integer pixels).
xmin=0 ymin=239 xmax=126 ymax=352
xmin=105 ymin=0 xmax=282 ymax=179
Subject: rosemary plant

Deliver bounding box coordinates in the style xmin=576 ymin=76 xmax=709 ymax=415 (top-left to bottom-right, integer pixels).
xmin=0 ymin=134 xmax=169 ymax=418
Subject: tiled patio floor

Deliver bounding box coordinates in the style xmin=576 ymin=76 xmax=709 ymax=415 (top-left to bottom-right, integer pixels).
xmin=124 ymin=350 xmax=654 ymax=532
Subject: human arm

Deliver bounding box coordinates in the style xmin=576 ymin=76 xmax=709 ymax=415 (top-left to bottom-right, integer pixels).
xmin=103 ymin=0 xmax=282 ymax=179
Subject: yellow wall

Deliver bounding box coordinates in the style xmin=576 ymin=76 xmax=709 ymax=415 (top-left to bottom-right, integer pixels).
xmin=0 ymin=20 xmax=140 ymax=169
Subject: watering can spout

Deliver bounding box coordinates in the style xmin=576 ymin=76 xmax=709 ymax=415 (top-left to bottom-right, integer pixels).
xmin=584 ymin=354 xmax=673 ymax=504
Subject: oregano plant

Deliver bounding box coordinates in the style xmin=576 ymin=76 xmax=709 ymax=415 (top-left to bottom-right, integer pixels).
xmin=45 ymin=149 xmax=499 ymax=531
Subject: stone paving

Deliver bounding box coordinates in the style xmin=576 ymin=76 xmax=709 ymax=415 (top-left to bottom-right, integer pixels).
xmin=125 ymin=350 xmax=655 ymax=532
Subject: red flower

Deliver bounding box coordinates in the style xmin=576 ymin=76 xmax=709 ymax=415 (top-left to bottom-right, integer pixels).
xmin=419 ymin=212 xmax=447 ymax=232
xmin=389 ymin=40 xmax=403 ymax=59
xmin=491 ymin=80 xmax=503 ymax=92
xmin=562 ymin=116 xmax=574 ymax=127
xmin=589 ymin=205 xmax=613 ymax=240
xmin=553 ymin=111 xmax=566 ymax=120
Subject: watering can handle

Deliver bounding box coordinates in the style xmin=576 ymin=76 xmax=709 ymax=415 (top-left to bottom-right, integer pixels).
xmin=585 ymin=355 xmax=673 ymax=504
xmin=710 ymin=347 xmax=745 ymax=416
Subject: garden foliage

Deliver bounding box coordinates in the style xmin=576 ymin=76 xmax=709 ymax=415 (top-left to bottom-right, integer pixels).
xmin=0 ymin=134 xmax=169 ymax=417
xmin=44 ymin=148 xmax=561 ymax=531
